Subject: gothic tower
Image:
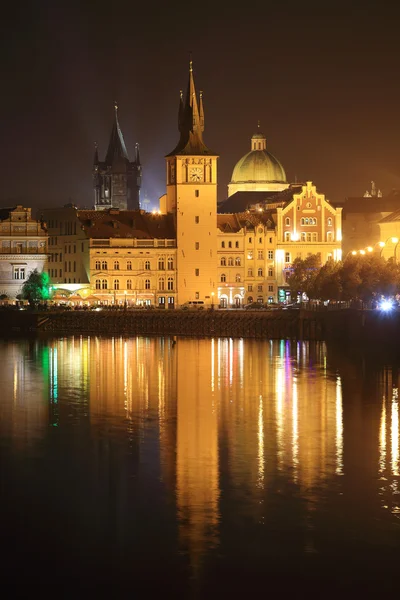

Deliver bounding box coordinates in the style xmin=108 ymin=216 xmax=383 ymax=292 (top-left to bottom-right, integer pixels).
xmin=165 ymin=60 xmax=218 ymax=306
xmin=93 ymin=104 xmax=141 ymax=211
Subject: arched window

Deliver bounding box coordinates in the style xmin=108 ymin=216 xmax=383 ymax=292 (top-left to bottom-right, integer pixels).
xmin=114 ymin=260 xmax=119 ymax=270
xmin=95 ymin=279 xmax=101 ymax=290
xmin=327 ymin=217 xmax=332 ymax=226
xmin=248 ymin=268 xmax=253 ymax=277
xmin=145 ymin=260 xmax=150 ymax=270
xmin=258 ymin=268 xmax=263 ymax=277
xmin=102 ymin=279 xmax=108 ymax=290
xmin=235 ymin=257 xmax=241 ymax=266
xmin=127 ymin=260 xmax=132 ymax=270
xmin=95 ymin=260 xmax=101 ymax=270
xmin=167 ymin=277 xmax=174 ymax=290
xmin=167 ymin=257 xmax=173 ymax=270
xmin=159 ymin=278 xmax=165 ymax=291
xmin=145 ymin=279 xmax=150 ymax=290
xmin=305 ymin=218 xmax=309 ymax=225
xmin=235 ymin=274 xmax=241 ymax=282
xmin=221 ymin=241 xmax=225 ymax=248
xmin=114 ymin=280 xmax=119 ymax=290
xmin=220 ymin=257 xmax=226 ymax=266
xmin=228 ymin=257 xmax=234 ymax=266
xmin=158 ymin=258 xmax=165 ymax=270
xmin=284 ymin=232 xmax=291 ymax=242
xmin=127 ymin=279 xmax=132 ymax=290
xmin=248 ymin=296 xmax=253 ymax=303
xmin=221 ymin=273 xmax=226 ymax=282
xmin=285 ymin=217 xmax=290 ymax=226
xmin=327 ymin=232 xmax=333 ymax=242
xmin=101 ymin=260 xmax=107 ymax=270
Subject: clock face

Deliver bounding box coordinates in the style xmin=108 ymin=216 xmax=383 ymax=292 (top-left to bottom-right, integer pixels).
xmin=189 ymin=167 xmax=203 ymax=182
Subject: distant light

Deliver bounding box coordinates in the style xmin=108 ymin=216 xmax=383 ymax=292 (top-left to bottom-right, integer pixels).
xmin=379 ymin=300 xmax=393 ymax=311
xmin=379 ymin=242 xmax=386 ymax=247
xmin=360 ymin=249 xmax=366 ymax=255
xmin=351 ymin=250 xmax=357 ymax=255
xmin=367 ymin=247 xmax=373 ymax=252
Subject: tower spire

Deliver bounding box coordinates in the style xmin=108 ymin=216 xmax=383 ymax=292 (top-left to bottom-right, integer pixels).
xmin=93 ymin=141 xmax=99 ymax=165
xmin=105 ymin=101 xmax=129 ymax=164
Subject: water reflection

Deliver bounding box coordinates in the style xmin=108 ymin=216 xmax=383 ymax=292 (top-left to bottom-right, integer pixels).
xmin=1 ymin=337 xmax=400 ymax=586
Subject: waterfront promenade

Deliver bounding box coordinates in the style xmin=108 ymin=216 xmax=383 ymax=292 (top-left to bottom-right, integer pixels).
xmin=1 ymin=306 xmax=399 ymax=344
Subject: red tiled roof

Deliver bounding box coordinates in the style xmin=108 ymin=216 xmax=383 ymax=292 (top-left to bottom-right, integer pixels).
xmin=77 ymin=210 xmax=176 ymax=239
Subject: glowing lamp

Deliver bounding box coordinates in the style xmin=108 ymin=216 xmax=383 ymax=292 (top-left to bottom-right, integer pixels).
xmin=392 ymin=237 xmax=399 ymax=244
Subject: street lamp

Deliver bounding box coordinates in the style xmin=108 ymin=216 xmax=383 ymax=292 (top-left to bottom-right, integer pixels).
xmin=379 ymin=237 xmax=399 ymax=261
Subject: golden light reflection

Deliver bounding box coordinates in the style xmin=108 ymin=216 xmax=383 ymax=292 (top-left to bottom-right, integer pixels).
xmin=391 ymin=393 xmax=399 ymax=477
xmin=335 ymin=376 xmax=343 ymax=475
xmin=292 ymin=380 xmax=298 ymax=481
xmin=275 ymin=363 xmax=285 ymax=470
xmin=258 ymin=395 xmax=264 ymax=488
xmin=379 ymin=396 xmax=386 ymax=475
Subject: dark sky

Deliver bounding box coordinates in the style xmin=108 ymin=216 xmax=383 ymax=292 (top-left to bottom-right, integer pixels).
xmin=1 ymin=0 xmax=400 ymax=209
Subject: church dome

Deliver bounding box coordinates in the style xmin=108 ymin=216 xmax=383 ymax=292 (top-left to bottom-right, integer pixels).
xmin=228 ymin=127 xmax=288 ymax=197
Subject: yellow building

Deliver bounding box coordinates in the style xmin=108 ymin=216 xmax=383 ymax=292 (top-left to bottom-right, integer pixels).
xmin=42 ymin=61 xmax=342 ymax=307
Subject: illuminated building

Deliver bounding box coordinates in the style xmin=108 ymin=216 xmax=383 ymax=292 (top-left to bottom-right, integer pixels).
xmin=41 ymin=61 xmax=342 ymax=306
xmin=93 ymin=103 xmax=141 ymax=211
xmin=0 ymin=206 xmax=48 ymax=300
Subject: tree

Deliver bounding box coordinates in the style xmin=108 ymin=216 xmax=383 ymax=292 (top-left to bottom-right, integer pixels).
xmin=314 ymin=259 xmax=342 ymax=301
xmin=21 ymin=269 xmax=50 ymax=306
xmin=286 ymin=254 xmax=321 ymax=300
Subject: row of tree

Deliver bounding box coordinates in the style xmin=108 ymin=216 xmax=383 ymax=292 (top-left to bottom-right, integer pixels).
xmin=287 ymin=254 xmax=400 ymax=303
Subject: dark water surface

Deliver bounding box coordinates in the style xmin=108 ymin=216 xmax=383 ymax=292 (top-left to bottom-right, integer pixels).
xmin=1 ymin=336 xmax=400 ymax=597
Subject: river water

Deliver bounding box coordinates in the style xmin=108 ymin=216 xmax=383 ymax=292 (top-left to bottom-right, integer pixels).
xmin=1 ymin=336 xmax=399 ymax=597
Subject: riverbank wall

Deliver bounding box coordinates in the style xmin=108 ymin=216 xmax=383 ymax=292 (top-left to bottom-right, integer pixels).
xmin=1 ymin=308 xmax=399 ymax=345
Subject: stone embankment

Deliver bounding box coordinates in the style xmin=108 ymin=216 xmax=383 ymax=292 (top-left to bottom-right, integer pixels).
xmin=1 ymin=307 xmax=400 ymax=344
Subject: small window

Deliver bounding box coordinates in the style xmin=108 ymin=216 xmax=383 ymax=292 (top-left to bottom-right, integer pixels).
xmin=258 ymin=268 xmax=263 ymax=277
xmin=167 ymin=277 xmax=174 ymax=290
xmin=195 ymin=292 xmax=200 ymax=299
xmin=285 ymin=217 xmax=290 ymax=226
xmin=235 ymin=274 xmax=241 ymax=282
xmin=248 ymin=237 xmax=252 ymax=244
xmin=127 ymin=279 xmax=132 ymax=290
xmin=228 ymin=241 xmax=232 ymax=248
xmin=268 ymin=250 xmax=274 ymax=259
xmin=114 ymin=260 xmax=119 ymax=270
xmin=195 ymin=216 xmax=199 ymax=224
xmin=235 ymin=257 xmax=241 ymax=266
xmin=95 ymin=279 xmax=101 ymax=290
xmin=228 ymin=257 xmax=234 ymax=266
xmin=285 ymin=252 xmax=291 ymax=263
xmin=258 ymin=250 xmax=263 ymax=259
xmin=102 ymin=279 xmax=108 ymax=290
xmin=221 ymin=241 xmax=225 ymax=248
xmin=248 ymin=269 xmax=253 ymax=277
xmin=114 ymin=279 xmax=120 ymax=290
xmin=159 ymin=278 xmax=165 ymax=291
xmin=158 ymin=259 xmax=165 ymax=270
xmin=235 ymin=241 xmax=239 ymax=248
xmin=258 ymin=237 xmax=262 ymax=244
xmin=284 ymin=232 xmax=291 ymax=242
xmin=195 ymin=268 xmax=199 ymax=276
xmin=145 ymin=279 xmax=150 ymax=290
xmin=95 ymin=260 xmax=101 ymax=270
xmin=258 ymin=285 xmax=263 ymax=292
xmin=127 ymin=260 xmax=132 ymax=270
xmin=220 ymin=257 xmax=226 ymax=266
xmin=268 ymin=268 xmax=273 ymax=277
xmin=195 ymin=190 xmax=199 ymax=198
xmin=268 ymin=285 xmax=274 ymax=292
xmin=221 ymin=273 xmax=226 ymax=282
xmin=248 ymin=285 xmax=253 ymax=292
xmin=145 ymin=260 xmax=151 ymax=270
xmin=195 ymin=242 xmax=199 ymax=250
xmin=327 ymin=217 xmax=332 ymax=226
xmin=167 ymin=257 xmax=174 ymax=270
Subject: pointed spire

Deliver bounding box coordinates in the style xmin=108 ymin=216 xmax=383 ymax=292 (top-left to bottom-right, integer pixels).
xmin=135 ymin=142 xmax=141 ymax=165
xmin=105 ymin=101 xmax=129 ymax=164
xmin=199 ymin=91 xmax=204 ymax=132
xmin=167 ymin=58 xmax=216 ymax=157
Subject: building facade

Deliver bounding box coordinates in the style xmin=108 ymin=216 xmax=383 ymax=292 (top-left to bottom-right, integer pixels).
xmin=0 ymin=206 xmax=48 ymax=300
xmin=42 ymin=62 xmax=342 ymax=308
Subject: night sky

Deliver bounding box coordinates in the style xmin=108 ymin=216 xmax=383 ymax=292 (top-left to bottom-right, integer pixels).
xmin=1 ymin=1 xmax=400 ymax=209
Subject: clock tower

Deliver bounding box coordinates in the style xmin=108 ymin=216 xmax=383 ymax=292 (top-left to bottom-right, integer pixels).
xmin=165 ymin=61 xmax=218 ymax=307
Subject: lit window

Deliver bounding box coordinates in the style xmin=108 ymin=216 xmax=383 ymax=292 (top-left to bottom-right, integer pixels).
xmin=285 ymin=252 xmax=291 ymax=263
xmin=268 ymin=250 xmax=274 ymax=259
xmin=95 ymin=279 xmax=101 ymax=290
xmin=13 ymin=266 xmax=26 ymax=280
xmin=95 ymin=260 xmax=101 ymax=270
xmin=258 ymin=268 xmax=263 ymax=277
xmin=235 ymin=257 xmax=241 ymax=266
xmin=127 ymin=260 xmax=132 ymax=270
xmin=220 ymin=257 xmax=226 ymax=266
xmin=195 ymin=268 xmax=199 ymax=276
xmin=258 ymin=250 xmax=263 ymax=259
xmin=327 ymin=217 xmax=332 ymax=226
xmin=235 ymin=274 xmax=241 ymax=282
xmin=167 ymin=257 xmax=174 ymax=270
xmin=102 ymin=279 xmax=108 ymax=290
xmin=167 ymin=277 xmax=174 ymax=291
xmin=159 ymin=278 xmax=165 ymax=290
xmin=145 ymin=260 xmax=150 ymax=270
xmin=127 ymin=279 xmax=132 ymax=290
